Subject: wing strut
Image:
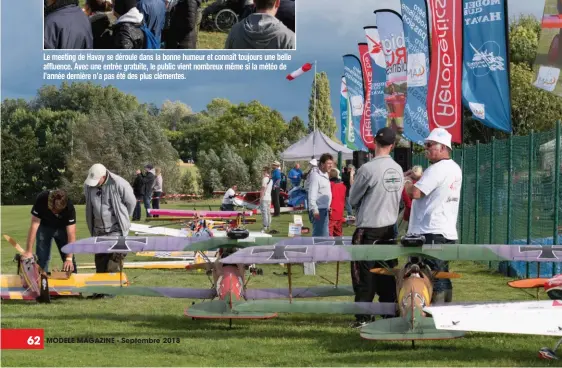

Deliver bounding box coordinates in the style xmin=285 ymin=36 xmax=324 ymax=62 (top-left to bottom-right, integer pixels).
xmin=336 ymin=261 xmax=340 ymax=288
xmin=288 ymin=263 xmax=293 ymax=303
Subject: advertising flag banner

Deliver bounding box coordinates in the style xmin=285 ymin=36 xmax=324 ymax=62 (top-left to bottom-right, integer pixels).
xmin=358 ymin=43 xmax=376 ymax=150
xmin=364 ymin=26 xmax=389 ymax=137
xmin=340 ymin=76 xmax=349 ymax=146
xmin=462 ymin=0 xmax=512 ymax=133
xmin=532 ymin=0 xmax=562 ymax=96
xmin=400 ymin=0 xmax=431 ymax=145
xmin=343 ymin=54 xmax=367 ymax=151
xmin=427 ymin=0 xmax=463 ymax=143
xmin=374 ymin=9 xmax=408 ymax=137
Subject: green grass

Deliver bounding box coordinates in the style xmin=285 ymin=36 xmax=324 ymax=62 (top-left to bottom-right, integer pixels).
xmin=1 ymin=202 xmax=558 ymax=367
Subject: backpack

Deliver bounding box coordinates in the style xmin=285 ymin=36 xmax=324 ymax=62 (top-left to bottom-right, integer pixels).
xmin=140 ymin=23 xmax=160 ymax=49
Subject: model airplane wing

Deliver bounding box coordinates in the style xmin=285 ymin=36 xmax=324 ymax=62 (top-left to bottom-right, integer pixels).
xmin=220 ymin=241 xmax=562 ymax=264
xmin=244 ymin=285 xmax=355 ymax=299
xmin=148 ymin=209 xmax=253 ymax=218
xmin=70 ymin=286 xmax=216 ymax=299
xmin=60 ymin=234 xmax=212 ymax=254
xmin=234 ymin=300 xmax=397 ymax=316
xmin=425 ymin=300 xmax=562 ymax=336
xmin=130 ymin=223 xmax=187 ymax=237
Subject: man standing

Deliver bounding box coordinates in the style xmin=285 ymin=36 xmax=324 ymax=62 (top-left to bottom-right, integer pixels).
xmin=23 ymin=189 xmax=77 ymax=273
xmin=44 ymin=0 xmax=93 ymax=49
xmin=288 ymin=163 xmax=303 ymax=189
xmin=271 ymin=161 xmax=282 ymax=216
xmin=141 ymin=164 xmax=156 ymax=218
xmin=84 ymin=163 xmax=136 ymax=276
xmin=307 ymin=153 xmax=333 ymax=236
xmin=348 ymin=127 xmax=404 ymax=328
xmin=260 ymin=166 xmax=273 ymax=233
xmin=132 ymin=169 xmax=144 ymax=221
xmin=404 ymin=128 xmax=462 ymax=304
xmin=224 ymin=0 xmax=295 ymax=49
xmin=221 ymin=185 xmax=238 ymax=211
xmin=341 ymin=164 xmax=355 ymax=216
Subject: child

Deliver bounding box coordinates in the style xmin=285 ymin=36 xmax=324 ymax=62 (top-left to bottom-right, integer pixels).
xmin=328 ymin=168 xmax=346 ymax=236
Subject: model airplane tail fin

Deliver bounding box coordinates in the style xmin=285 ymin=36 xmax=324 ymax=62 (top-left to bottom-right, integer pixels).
xmin=359 ymin=316 xmax=465 ymax=341
xmin=185 ymin=300 xmax=278 ymax=319
xmin=508 ymin=278 xmax=546 ymax=289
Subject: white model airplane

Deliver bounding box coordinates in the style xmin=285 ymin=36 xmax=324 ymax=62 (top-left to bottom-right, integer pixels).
xmin=425 ymin=300 xmax=562 ymax=360
xmin=130 ymin=223 xmax=272 ymax=238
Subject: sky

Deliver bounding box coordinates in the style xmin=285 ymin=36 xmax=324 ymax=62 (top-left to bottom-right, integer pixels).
xmin=0 ymin=0 xmax=548 ymax=135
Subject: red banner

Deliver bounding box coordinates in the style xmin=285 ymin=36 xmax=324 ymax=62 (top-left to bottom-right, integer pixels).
xmin=358 ymin=43 xmax=375 ymax=150
xmin=1 ymin=329 xmax=44 ymax=349
xmin=427 ymin=0 xmax=463 ymax=143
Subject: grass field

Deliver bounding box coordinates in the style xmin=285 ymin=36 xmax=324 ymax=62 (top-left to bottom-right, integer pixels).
xmin=0 ymin=202 xmax=558 ymax=367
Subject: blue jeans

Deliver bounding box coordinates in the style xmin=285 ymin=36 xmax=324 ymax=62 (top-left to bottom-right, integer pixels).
xmin=345 ymin=196 xmax=352 ymax=216
xmin=143 ymin=194 xmax=152 ymax=217
xmin=309 ymin=209 xmax=329 ymax=237
xmin=36 ymin=224 xmax=77 ymax=273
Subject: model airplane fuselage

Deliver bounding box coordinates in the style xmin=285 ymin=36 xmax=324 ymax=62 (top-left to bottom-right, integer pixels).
xmin=508 ymin=274 xmax=562 ymax=300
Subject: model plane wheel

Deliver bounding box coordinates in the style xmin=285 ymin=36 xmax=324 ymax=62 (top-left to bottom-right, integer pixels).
xmin=215 ymin=9 xmax=237 ymax=32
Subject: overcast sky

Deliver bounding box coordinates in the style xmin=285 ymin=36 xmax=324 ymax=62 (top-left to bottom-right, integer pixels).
xmin=1 ymin=0 xmax=547 ymax=136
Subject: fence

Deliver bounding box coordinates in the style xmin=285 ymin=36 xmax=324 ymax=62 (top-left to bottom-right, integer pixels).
xmin=412 ymin=121 xmax=562 ymax=278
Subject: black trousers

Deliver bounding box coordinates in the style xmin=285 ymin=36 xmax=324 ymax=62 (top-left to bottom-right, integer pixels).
xmin=94 ymin=230 xmax=126 ymax=273
xmin=419 ymin=233 xmax=455 ymax=303
xmin=272 ymin=187 xmax=280 ymax=216
xmin=350 ymin=225 xmax=398 ymax=322
xmin=220 ymin=203 xmax=234 ymax=211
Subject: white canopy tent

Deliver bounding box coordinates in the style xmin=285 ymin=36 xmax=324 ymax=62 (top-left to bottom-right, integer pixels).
xmin=280 ymin=130 xmax=354 ymax=161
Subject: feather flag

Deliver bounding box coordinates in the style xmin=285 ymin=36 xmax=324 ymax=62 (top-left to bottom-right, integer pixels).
xmin=286 ymin=63 xmax=313 ymax=80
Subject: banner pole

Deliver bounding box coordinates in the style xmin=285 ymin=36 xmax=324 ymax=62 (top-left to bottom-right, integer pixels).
xmin=313 ymin=61 xmax=317 ymax=158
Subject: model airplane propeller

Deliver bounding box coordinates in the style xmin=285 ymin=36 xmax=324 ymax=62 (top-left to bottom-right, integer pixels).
xmin=1 ymin=235 xmax=128 ymax=303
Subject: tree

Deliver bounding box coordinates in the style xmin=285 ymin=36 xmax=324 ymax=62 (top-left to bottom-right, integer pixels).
xmin=159 ymin=100 xmax=192 ymax=131
xmin=179 ymin=169 xmax=202 ymax=195
xmin=197 ymin=149 xmax=222 ymax=195
xmin=219 ymin=144 xmax=250 ymax=189
xmin=284 ymin=116 xmax=307 ymax=143
xmin=249 ymin=142 xmax=277 ymax=188
xmin=308 ymin=72 xmax=337 ymax=137
xmin=509 ymin=15 xmax=541 ymax=67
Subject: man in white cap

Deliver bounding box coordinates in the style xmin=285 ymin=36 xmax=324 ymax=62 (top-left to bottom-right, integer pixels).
xmin=83 ymin=164 xmax=136 ymax=286
xmin=403 ymin=128 xmax=462 ymax=304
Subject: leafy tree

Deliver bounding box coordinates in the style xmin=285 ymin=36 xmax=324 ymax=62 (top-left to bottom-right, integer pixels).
xmin=180 ymin=169 xmax=202 ymax=195
xmin=249 ymin=142 xmax=277 ymax=188
xmin=159 ymin=100 xmax=192 ymax=131
xmin=197 ymin=149 xmax=222 ymax=195
xmin=308 ymin=72 xmax=337 ymax=137
xmin=219 ymin=144 xmax=250 ymax=189
xmin=203 ymin=168 xmax=223 ymax=195
xmin=284 ymin=116 xmax=307 ymax=143
xmin=509 ymin=15 xmax=541 ymax=67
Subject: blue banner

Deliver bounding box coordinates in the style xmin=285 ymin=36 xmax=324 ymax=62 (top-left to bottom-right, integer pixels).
xmin=343 ymin=54 xmax=367 ymax=151
xmin=462 ymin=0 xmax=512 ymax=133
xmin=340 ymin=76 xmax=348 ymax=146
xmin=400 ymin=0 xmax=431 ymax=145
xmin=364 ymin=26 xmax=388 ymax=136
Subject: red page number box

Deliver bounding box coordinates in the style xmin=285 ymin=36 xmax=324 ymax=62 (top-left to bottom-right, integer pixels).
xmin=1 ymin=329 xmax=44 ymax=349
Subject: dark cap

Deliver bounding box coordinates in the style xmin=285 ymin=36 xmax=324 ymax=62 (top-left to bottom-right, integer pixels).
xmin=375 ymin=127 xmax=396 ymax=146
xmin=145 ymin=164 xmax=153 ymax=170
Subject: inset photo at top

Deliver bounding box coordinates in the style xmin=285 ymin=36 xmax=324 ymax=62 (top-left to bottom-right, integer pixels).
xmin=43 ymin=0 xmax=296 ymax=50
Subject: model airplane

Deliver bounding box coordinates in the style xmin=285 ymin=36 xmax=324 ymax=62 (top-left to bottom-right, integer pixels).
xmin=1 ymin=235 xmax=128 ymax=303
xmin=508 ymin=274 xmax=562 ymax=300
xmin=63 ymin=236 xmax=355 ymax=326
xmin=147 ymin=209 xmax=254 ymax=218
xmin=232 ymin=191 xmax=305 ymax=214
xmin=424 ymin=300 xmax=562 ymax=359
xmin=217 ymin=234 xmax=562 ymax=343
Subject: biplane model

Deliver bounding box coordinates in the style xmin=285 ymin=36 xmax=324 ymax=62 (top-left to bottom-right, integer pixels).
xmin=61 ymin=233 xmax=356 ymax=326
xmin=424 ymin=300 xmax=562 ymax=360
xmin=508 ymin=273 xmax=562 ymax=300
xmin=0 ymin=235 xmax=129 ymax=302
xmin=231 ymin=190 xmax=306 ymax=214
xmin=216 ymin=234 xmax=562 ymax=344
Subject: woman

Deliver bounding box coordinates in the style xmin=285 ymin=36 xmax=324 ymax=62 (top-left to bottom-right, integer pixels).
xmin=84 ymin=0 xmax=115 ymax=49
xmin=152 ymin=167 xmax=163 ymax=217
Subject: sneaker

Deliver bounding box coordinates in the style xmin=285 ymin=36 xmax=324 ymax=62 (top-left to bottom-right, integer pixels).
xmin=349 ymin=321 xmax=368 ymax=328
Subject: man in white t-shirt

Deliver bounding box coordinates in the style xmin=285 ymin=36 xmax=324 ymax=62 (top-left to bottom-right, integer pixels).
xmin=221 ymin=185 xmax=238 ymax=211
xmin=260 ymin=166 xmax=273 ymax=232
xmin=403 ymin=128 xmax=462 ymax=304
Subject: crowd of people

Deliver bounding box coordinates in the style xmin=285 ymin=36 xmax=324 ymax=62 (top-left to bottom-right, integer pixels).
xmin=44 ymin=0 xmax=295 ymax=49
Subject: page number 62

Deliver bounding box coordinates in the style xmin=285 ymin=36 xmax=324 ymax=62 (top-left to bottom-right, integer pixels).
xmin=27 ymin=336 xmax=41 ymax=345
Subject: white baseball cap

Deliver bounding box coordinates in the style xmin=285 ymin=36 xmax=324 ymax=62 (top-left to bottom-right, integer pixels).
xmin=84 ymin=163 xmax=107 ymax=186
xmin=309 ymin=158 xmax=317 ymax=166
xmin=425 ymin=128 xmax=452 ymax=150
